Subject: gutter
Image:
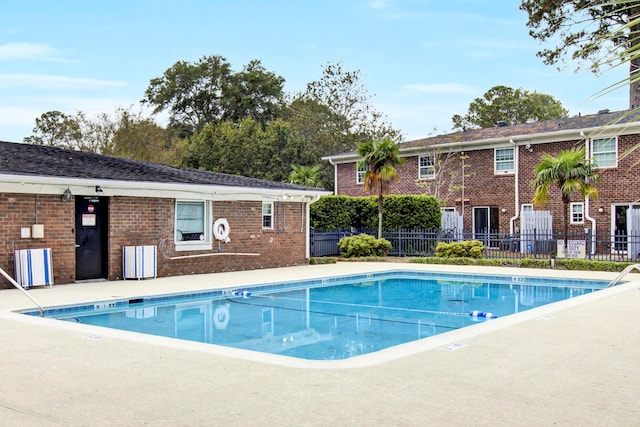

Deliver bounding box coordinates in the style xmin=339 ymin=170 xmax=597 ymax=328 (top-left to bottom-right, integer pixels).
xmin=0 ymin=174 xmax=330 ymax=201
xmin=305 ymin=194 xmax=322 ymax=259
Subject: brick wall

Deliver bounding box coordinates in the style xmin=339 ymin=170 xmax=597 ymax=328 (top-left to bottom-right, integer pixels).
xmin=333 ymin=135 xmax=640 ymax=234
xmin=1 ymin=194 xmax=309 ymax=288
xmin=135 ymin=200 xmax=308 ymax=279
xmin=0 ymin=194 xmax=75 ymax=287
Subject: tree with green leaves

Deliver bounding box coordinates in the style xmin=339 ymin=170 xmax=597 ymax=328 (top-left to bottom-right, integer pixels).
xmin=520 ymin=0 xmax=640 ymax=108
xmin=24 ymin=108 xmax=183 ymax=165
xmin=222 ymin=59 xmax=285 ymax=125
xmin=452 ymin=85 xmax=568 ymax=130
xmin=287 ymin=62 xmax=401 ymax=189
xmin=284 ymin=97 xmax=341 ymax=187
xmin=182 ymin=117 xmax=315 ymax=183
xmin=531 ymin=147 xmax=599 ymax=257
xmin=142 ymin=55 xmax=285 ymax=135
xmin=288 ymin=165 xmax=323 ymax=187
xmin=303 ymin=61 xmax=402 ymax=146
xmin=356 ymin=138 xmax=405 ymax=238
xmin=109 ymin=108 xmax=184 ymax=165
xmin=24 ymin=111 xmax=83 ymax=149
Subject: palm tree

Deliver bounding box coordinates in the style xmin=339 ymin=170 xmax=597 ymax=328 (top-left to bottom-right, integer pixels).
xmin=531 ymin=147 xmax=599 ymax=258
xmin=288 ymin=164 xmax=323 ymax=188
xmin=356 ymin=138 xmax=405 ymax=238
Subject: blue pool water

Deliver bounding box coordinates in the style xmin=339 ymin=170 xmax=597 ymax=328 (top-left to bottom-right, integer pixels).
xmin=28 ymin=271 xmax=607 ymax=360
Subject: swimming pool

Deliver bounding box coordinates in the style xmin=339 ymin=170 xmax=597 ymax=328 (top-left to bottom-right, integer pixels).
xmin=25 ymin=270 xmax=607 ymax=361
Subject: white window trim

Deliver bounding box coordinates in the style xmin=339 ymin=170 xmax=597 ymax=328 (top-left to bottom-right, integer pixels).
xmin=590 ymin=136 xmax=618 ymax=169
xmin=262 ymin=201 xmax=274 ymax=230
xmin=521 ymin=203 xmax=533 ymax=213
xmin=174 ymin=200 xmax=212 ymax=251
xmin=418 ymin=154 xmax=435 ymax=180
xmin=494 ymin=147 xmax=515 ymax=175
xmin=356 ymin=163 xmax=367 ymax=185
xmin=570 ymin=202 xmax=584 ymax=224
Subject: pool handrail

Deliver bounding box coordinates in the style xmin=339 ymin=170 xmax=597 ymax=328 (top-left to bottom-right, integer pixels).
xmin=607 ymin=263 xmax=640 ymax=288
xmin=0 ymin=267 xmax=45 ymax=316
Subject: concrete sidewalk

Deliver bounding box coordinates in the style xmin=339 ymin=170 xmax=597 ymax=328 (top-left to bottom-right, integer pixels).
xmin=1 ymin=263 xmax=639 ymax=426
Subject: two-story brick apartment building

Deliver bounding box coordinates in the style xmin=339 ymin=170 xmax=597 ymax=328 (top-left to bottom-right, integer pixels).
xmin=0 ymin=140 xmax=329 ymax=288
xmin=324 ymin=109 xmax=640 ymax=257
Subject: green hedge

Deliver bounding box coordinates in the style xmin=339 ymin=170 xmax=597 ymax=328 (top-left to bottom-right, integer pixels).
xmin=311 ymin=195 xmax=441 ymax=230
xmin=410 ymin=257 xmax=636 ymax=272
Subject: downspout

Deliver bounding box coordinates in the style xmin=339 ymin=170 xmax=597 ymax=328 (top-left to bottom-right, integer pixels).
xmin=509 ymin=144 xmax=520 ymax=235
xmin=585 ymin=196 xmax=596 ymax=255
xmin=583 ymin=134 xmax=596 ymax=254
xmin=305 ymin=195 xmax=321 ymax=259
xmin=332 ymin=160 xmax=338 ymax=195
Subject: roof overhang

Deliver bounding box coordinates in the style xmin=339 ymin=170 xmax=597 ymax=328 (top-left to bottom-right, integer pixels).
xmin=0 ymin=174 xmax=331 ymax=202
xmin=323 ymin=121 xmax=640 ymax=164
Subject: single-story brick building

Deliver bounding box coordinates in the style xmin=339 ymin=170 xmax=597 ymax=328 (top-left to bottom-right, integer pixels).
xmin=0 ymin=140 xmax=330 ymax=288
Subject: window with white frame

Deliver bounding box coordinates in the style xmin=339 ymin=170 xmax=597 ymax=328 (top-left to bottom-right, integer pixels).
xmin=419 ymin=154 xmax=435 ymax=180
xmin=591 ymin=137 xmax=617 ymax=168
xmin=494 ymin=147 xmax=515 ymax=174
xmin=175 ymin=200 xmax=212 ymax=250
xmin=262 ymin=201 xmax=274 ymax=229
xmin=521 ymin=204 xmax=533 ymax=213
xmin=356 ymin=163 xmax=367 ymax=185
xmin=570 ymin=202 xmax=584 ymax=224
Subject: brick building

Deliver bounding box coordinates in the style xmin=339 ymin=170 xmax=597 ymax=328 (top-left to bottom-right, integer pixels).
xmin=324 ymin=109 xmax=640 ymax=255
xmin=0 ymin=141 xmax=329 ymax=288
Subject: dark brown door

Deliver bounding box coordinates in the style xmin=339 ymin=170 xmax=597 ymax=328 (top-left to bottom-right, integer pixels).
xmin=75 ymin=197 xmax=108 ymax=280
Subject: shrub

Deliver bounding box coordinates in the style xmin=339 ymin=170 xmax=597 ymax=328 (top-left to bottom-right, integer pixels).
xmin=410 ymin=256 xmax=637 ymax=273
xmin=338 ymin=234 xmax=392 ymax=258
xmin=435 ymin=240 xmax=486 ymax=258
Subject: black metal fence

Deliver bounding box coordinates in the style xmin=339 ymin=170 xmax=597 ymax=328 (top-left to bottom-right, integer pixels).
xmin=310 ymin=228 xmax=640 ymax=262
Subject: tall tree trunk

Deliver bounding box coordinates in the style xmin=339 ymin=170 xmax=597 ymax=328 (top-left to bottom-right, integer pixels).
xmin=377 ymin=181 xmax=383 ymax=239
xmin=563 ymin=198 xmax=569 ymax=259
xmin=630 ymin=58 xmax=640 ymax=109
xmin=630 ymin=11 xmax=640 ymax=110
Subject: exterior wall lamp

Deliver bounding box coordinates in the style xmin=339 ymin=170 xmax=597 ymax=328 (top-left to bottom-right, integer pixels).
xmin=61 ymin=187 xmax=72 ymax=202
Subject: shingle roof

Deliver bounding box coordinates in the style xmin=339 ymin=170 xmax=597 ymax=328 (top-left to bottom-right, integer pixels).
xmin=398 ymin=108 xmax=640 ymax=150
xmin=0 ymin=140 xmax=318 ymax=192
xmin=324 ymin=108 xmax=640 ymax=160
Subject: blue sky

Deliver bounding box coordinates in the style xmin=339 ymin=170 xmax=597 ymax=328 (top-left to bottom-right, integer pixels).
xmin=0 ymin=0 xmax=630 ymax=143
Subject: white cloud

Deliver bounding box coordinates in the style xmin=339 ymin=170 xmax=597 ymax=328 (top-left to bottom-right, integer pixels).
xmin=0 ymin=42 xmax=56 ymax=60
xmin=0 ymin=73 xmax=126 ymax=90
xmin=404 ymin=83 xmax=476 ymax=95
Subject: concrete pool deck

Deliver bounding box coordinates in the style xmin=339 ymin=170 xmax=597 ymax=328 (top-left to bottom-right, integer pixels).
xmin=1 ymin=262 xmax=639 ymax=426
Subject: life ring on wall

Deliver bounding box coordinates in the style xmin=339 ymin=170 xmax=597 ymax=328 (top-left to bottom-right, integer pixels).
xmin=213 ymin=218 xmax=230 ymax=241
xmin=213 ymin=304 xmax=230 ymax=330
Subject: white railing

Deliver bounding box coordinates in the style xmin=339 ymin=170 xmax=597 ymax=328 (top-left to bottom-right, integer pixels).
xmin=0 ymin=267 xmax=45 ymax=316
